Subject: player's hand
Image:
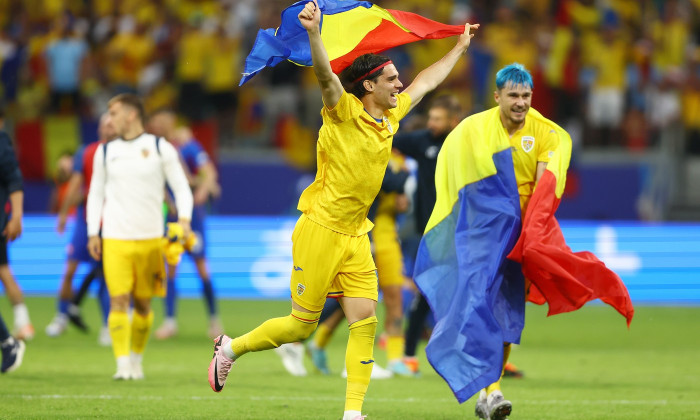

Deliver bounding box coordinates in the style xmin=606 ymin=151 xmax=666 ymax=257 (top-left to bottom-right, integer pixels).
xmin=457 ymin=23 xmax=479 ymax=52
xmin=3 ymin=216 xmax=22 ymax=241
xmin=178 ymin=219 xmax=192 ymax=239
xmin=298 ymin=0 xmax=321 ymax=33
xmin=87 ymin=236 xmax=102 ymax=261
xmin=57 ymin=214 xmax=67 ymax=234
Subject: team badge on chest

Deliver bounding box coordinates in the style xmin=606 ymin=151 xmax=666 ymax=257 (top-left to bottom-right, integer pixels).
xmin=521 ymin=136 xmax=535 ymax=153
xmin=142 ymin=149 xmax=150 ymax=158
xmin=384 ymin=117 xmax=393 ymax=134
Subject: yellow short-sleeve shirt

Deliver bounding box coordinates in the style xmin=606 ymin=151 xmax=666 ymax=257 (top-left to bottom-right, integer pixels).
xmin=505 ymin=113 xmax=560 ymax=211
xmin=297 ymin=91 xmax=412 ymax=236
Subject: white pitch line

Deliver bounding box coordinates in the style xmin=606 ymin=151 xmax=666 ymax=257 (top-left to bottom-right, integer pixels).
xmin=2 ymin=394 xmax=700 ymax=406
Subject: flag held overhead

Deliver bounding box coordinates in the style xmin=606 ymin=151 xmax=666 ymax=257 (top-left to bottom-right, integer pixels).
xmin=240 ymin=0 xmax=466 ymax=85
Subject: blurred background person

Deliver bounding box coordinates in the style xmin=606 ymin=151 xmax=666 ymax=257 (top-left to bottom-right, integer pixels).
xmin=147 ymin=108 xmax=223 ymax=340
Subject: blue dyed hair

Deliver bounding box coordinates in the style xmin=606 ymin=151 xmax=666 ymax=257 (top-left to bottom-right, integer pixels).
xmin=495 ymin=63 xmax=533 ymax=90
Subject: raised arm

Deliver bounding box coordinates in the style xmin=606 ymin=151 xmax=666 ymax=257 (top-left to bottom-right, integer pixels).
xmin=403 ymin=23 xmax=479 ymax=111
xmin=299 ymin=0 xmax=343 ymax=108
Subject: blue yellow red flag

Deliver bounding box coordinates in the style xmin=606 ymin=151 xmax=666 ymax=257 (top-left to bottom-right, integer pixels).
xmin=414 ymin=107 xmax=633 ymax=403
xmin=240 ymin=0 xmax=465 ymax=85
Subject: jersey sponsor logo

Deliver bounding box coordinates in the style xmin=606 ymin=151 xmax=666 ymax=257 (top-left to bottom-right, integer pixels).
xmin=142 ymin=149 xmax=150 ymax=158
xmin=296 ymin=282 xmax=305 ymax=296
xmin=521 ymin=136 xmax=535 ymax=153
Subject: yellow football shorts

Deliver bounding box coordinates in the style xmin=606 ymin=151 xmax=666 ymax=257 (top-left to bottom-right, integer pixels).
xmin=290 ymin=215 xmax=378 ymax=312
xmin=102 ymin=238 xmax=166 ymax=299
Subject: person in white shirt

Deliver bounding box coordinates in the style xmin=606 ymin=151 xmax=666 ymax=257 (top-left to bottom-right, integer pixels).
xmin=86 ymin=93 xmax=193 ymax=380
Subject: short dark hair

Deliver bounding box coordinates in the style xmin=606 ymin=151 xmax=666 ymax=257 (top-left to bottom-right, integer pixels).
xmin=109 ymin=93 xmax=146 ymax=123
xmin=339 ymin=54 xmax=392 ymax=98
xmin=430 ymin=94 xmax=462 ymax=117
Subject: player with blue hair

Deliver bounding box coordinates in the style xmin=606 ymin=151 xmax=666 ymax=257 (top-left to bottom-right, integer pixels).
xmin=495 ymin=62 xmax=533 ymax=91
xmin=453 ymin=62 xmax=559 ymax=419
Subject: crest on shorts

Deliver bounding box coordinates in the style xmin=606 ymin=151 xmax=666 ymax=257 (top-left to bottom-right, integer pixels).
xmin=142 ymin=149 xmax=150 ymax=158
xmin=296 ymin=283 xmax=305 ymax=296
xmin=521 ymin=136 xmax=535 ymax=153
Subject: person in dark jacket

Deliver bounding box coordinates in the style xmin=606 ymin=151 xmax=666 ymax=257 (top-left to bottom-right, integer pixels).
xmin=0 ymin=122 xmax=29 ymax=370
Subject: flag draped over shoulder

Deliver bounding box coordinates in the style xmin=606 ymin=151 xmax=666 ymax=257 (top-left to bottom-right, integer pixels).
xmin=414 ymin=107 xmax=634 ymax=403
xmin=507 ymin=114 xmax=635 ymax=326
xmin=240 ymin=0 xmax=465 ymax=85
xmin=413 ymin=108 xmax=525 ymax=403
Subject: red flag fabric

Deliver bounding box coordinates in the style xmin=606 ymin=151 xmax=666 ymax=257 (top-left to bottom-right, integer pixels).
xmin=508 ymin=171 xmax=635 ymax=326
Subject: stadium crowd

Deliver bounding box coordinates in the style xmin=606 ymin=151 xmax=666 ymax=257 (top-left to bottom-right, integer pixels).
xmin=0 ymin=0 xmax=699 ymax=155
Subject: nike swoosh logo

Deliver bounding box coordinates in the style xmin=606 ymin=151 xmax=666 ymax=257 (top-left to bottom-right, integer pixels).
xmin=360 ymin=359 xmax=375 ymax=365
xmin=213 ymin=359 xmax=224 ymax=392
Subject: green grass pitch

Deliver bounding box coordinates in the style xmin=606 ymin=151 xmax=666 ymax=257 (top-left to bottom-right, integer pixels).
xmin=0 ymin=297 xmax=698 ymax=419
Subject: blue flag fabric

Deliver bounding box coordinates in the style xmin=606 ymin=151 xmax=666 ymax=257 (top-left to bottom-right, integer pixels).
xmin=413 ymin=109 xmax=525 ymax=403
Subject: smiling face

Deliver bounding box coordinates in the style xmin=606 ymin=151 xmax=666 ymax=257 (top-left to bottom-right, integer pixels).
xmin=494 ymin=81 xmax=532 ymax=133
xmin=365 ymin=64 xmax=403 ymax=110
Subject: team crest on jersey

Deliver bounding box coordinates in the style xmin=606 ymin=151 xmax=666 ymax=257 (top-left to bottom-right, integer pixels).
xmin=521 ymin=136 xmax=535 ymax=153
xmin=384 ymin=117 xmax=393 ymax=134
xmin=296 ymin=283 xmax=305 ymax=296
xmin=142 ymin=149 xmax=150 ymax=158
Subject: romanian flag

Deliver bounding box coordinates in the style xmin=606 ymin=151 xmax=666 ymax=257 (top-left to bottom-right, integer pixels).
xmin=413 ymin=107 xmax=634 ymax=403
xmin=240 ymin=0 xmax=465 ymax=85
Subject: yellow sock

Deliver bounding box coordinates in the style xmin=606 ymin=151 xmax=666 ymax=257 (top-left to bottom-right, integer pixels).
xmin=386 ymin=335 xmax=404 ymax=362
xmin=131 ymin=310 xmax=154 ymax=354
xmin=313 ymin=323 xmax=333 ymax=349
xmin=108 ymin=311 xmax=130 ymax=359
xmin=345 ymin=316 xmax=378 ymax=412
xmin=502 ymin=343 xmax=512 ymax=376
xmin=231 ymin=308 xmax=319 ymax=358
xmin=485 ymin=343 xmax=512 ymax=394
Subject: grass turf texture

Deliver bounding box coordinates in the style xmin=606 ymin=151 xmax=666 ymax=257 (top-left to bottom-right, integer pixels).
xmin=0 ymin=297 xmax=698 ymax=419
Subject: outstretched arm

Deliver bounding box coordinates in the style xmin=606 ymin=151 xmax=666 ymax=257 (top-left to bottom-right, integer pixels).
xmin=299 ymin=0 xmax=343 ymax=108
xmin=404 ymin=23 xmax=479 ymax=111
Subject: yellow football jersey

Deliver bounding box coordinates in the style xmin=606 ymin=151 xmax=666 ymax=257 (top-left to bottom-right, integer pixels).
xmin=502 ymin=110 xmax=559 ymax=211
xmin=297 ymin=91 xmax=411 ymax=236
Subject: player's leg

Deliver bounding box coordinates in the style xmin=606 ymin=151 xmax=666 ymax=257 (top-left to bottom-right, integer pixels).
xmin=339 ymin=295 xmax=377 ymax=420
xmin=307 ymin=299 xmax=344 ymax=374
xmin=374 ymin=231 xmax=413 ymax=376
xmin=475 ymin=342 xmax=513 ymax=420
xmin=0 ymin=237 xmax=32 ymax=340
xmin=46 ymin=259 xmax=79 ymax=337
xmin=65 ymin=263 xmax=99 ymax=331
xmin=208 ymin=215 xmax=338 ymax=392
xmin=154 ymin=263 xmax=178 ymax=339
xmin=189 ymin=212 xmax=223 ymax=338
xmin=0 ymin=310 xmax=25 ymax=374
xmin=55 ymin=214 xmax=92 ymax=333
xmin=130 ymin=238 xmax=167 ymax=380
xmin=102 ymin=238 xmax=136 ymax=379
xmin=336 ymin=231 xmax=380 ymax=420
xmin=402 ymin=291 xmax=431 ymax=374
xmin=96 ymin=270 xmax=111 ymax=346
xmin=193 ymin=256 xmax=223 ymax=338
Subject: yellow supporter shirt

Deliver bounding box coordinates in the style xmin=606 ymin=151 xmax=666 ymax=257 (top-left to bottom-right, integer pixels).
xmin=297 ymin=91 xmax=412 ymax=236
xmin=498 ymin=108 xmax=559 ymax=211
